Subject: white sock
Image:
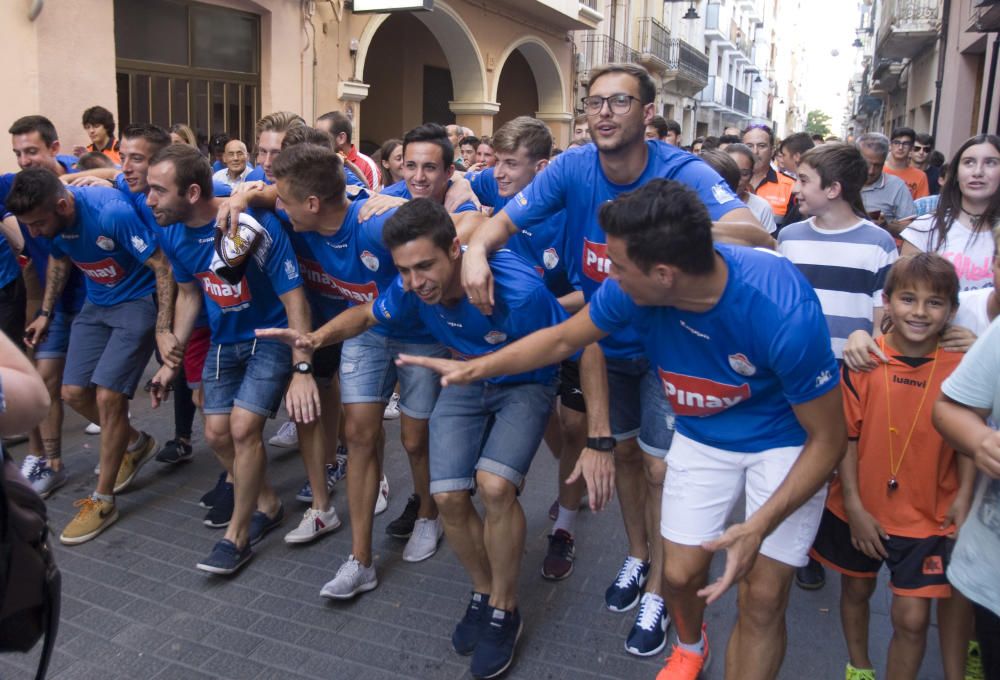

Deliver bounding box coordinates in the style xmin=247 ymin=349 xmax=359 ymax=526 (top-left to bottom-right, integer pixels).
xmin=552 ymin=504 xmax=578 ymax=535
xmin=678 ymin=635 xmax=705 ymax=654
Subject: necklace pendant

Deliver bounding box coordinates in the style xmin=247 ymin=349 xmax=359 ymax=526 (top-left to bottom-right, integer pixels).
xmin=888 ymin=476 xmax=899 ymax=491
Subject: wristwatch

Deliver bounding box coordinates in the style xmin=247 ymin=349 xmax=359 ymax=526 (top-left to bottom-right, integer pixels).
xmin=36 ymin=309 xmax=51 ymax=318
xmin=293 ymin=361 xmax=313 ymax=375
xmin=586 ymin=436 xmax=616 ymax=452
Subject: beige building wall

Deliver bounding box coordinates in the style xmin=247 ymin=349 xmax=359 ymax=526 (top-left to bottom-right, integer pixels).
xmin=1 ymin=0 xmax=117 ymax=173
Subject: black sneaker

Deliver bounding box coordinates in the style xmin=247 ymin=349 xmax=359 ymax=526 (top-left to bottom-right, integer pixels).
xmin=795 ymin=557 xmax=826 ymax=590
xmin=156 ymin=439 xmax=193 ymax=465
xmin=541 ymin=529 xmax=575 ymax=581
xmin=386 ymin=494 xmax=421 ymax=538
xmin=199 ymin=471 xmax=227 ymax=508
xmin=203 ymin=480 xmax=235 ymax=528
xmin=470 ymin=606 xmax=522 ymax=679
xmin=452 ymin=591 xmax=489 ymax=656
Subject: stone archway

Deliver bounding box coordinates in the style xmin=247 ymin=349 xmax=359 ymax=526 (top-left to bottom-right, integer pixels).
xmin=491 ymin=36 xmax=571 ymax=142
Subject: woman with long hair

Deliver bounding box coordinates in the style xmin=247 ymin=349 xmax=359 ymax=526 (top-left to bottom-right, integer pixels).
xmin=900 ymin=134 xmax=1000 ymax=291
xmin=378 ymin=138 xmax=403 ymax=188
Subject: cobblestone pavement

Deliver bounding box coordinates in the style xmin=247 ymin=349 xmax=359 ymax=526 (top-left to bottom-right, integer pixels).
xmin=0 ymin=364 xmax=944 ymax=679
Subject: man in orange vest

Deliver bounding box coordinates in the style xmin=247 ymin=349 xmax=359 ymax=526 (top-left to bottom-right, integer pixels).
xmin=742 ymin=124 xmax=794 ymax=224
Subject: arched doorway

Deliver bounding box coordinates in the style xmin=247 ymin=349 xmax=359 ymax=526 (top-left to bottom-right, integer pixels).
xmin=492 ymin=37 xmax=568 ymax=140
xmin=356 ymin=3 xmax=486 ymax=151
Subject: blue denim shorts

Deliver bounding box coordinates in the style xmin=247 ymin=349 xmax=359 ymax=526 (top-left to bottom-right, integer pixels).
xmin=62 ymin=297 xmax=156 ymax=397
xmin=428 ymin=380 xmax=557 ymax=495
xmin=607 ymin=356 xmax=675 ymax=458
xmin=35 ymin=310 xmax=76 ymax=360
xmin=339 ymin=328 xmax=448 ymax=419
xmin=201 ymin=338 xmax=291 ymax=418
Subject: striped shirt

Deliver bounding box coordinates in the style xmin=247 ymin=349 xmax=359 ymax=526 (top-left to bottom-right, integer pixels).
xmin=778 ymin=218 xmax=898 ymax=358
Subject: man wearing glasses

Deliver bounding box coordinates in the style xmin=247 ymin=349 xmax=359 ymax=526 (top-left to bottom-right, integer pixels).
xmin=883 ymin=126 xmax=930 ymax=200
xmin=462 ymin=62 xmax=770 ymax=658
xmin=741 ymin=124 xmax=795 ymax=224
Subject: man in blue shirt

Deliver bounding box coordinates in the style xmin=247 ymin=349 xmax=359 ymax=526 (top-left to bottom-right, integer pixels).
xmin=9 ymin=170 xmax=178 ymax=546
xmin=259 ymin=198 xmax=587 ymax=679
xmin=269 ymin=143 xmax=450 ymax=593
xmin=462 ymin=62 xmax=774 ymax=657
xmin=402 ymin=179 xmax=846 ymax=679
xmin=144 ymin=145 xmax=318 ymax=575
xmin=467 ymin=116 xmax=587 ymax=584
xmin=8 ymin=115 xmax=78 ymax=177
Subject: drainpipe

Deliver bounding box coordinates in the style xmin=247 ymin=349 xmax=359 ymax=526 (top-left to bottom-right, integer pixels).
xmin=982 ymin=32 xmax=999 ymax=134
xmin=931 ymin=0 xmax=950 ymax=140
xmin=28 ymin=0 xmax=44 ymax=20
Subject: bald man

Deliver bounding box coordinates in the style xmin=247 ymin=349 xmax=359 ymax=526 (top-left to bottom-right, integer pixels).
xmin=212 ymin=139 xmax=252 ymax=189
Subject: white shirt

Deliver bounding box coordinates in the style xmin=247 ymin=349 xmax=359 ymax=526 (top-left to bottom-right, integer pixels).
xmin=213 ymin=165 xmax=252 ymax=190
xmin=743 ymin=192 xmax=777 ymax=234
xmin=900 ymin=214 xmax=997 ymax=291
xmin=955 ymin=288 xmax=995 ymax=337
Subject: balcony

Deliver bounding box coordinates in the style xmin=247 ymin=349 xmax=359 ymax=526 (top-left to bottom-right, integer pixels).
xmin=726 ymin=84 xmax=752 ymax=115
xmin=578 ymin=33 xmax=639 ymax=83
xmin=696 ymin=75 xmax=722 ymax=108
xmin=637 ymin=17 xmax=671 ymax=73
xmin=969 ymin=0 xmax=1000 ymax=31
xmin=876 ymin=0 xmax=942 ymax=59
xmin=665 ymin=38 xmax=710 ymax=90
xmin=502 ymin=0 xmax=603 ymax=30
xmin=870 ymin=57 xmax=905 ymax=92
xmin=704 ymin=3 xmax=730 ymax=44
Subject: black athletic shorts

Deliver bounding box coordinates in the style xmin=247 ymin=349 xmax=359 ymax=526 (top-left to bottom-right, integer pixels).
xmin=313 ymin=342 xmax=343 ymax=385
xmin=557 ymin=359 xmax=585 ymax=413
xmin=810 ymin=508 xmax=953 ymax=598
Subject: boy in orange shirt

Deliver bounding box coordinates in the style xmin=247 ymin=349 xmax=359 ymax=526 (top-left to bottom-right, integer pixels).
xmin=811 ymin=253 xmax=975 ymax=680
xmin=883 ymin=127 xmax=929 ymax=200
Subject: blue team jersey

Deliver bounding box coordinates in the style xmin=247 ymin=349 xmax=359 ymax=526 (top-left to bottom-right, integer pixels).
xmin=293 ymin=199 xmax=434 ymax=343
xmin=589 ymin=244 xmax=839 ymax=452
xmin=0 ymin=235 xmax=17 ymax=289
xmin=373 ymin=249 xmax=567 ymax=385
xmin=382 ymin=179 xmax=479 ymax=213
xmin=49 ymin=186 xmax=158 ymax=306
xmin=19 ymin=225 xmax=86 ymax=314
xmin=469 ymin=167 xmax=576 ymax=297
xmin=56 ymin=155 xmax=80 ymax=174
xmin=158 ymin=209 xmax=301 ymax=344
xmin=0 ymin=173 xmax=14 ymax=219
xmin=503 ymin=140 xmax=744 ymax=359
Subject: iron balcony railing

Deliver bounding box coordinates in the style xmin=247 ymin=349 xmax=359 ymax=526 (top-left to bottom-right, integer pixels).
xmin=579 ymin=0 xmax=599 ymax=8
xmin=578 ymin=33 xmax=639 ymax=82
xmin=669 ymin=38 xmax=710 ymax=86
xmin=880 ymin=0 xmax=942 ymax=30
xmin=638 ymin=17 xmax=671 ymax=66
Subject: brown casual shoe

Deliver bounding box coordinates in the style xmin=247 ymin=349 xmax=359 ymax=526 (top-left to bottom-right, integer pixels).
xmin=114 ymin=432 xmax=158 ymax=493
xmin=60 ymin=496 xmax=118 ymax=545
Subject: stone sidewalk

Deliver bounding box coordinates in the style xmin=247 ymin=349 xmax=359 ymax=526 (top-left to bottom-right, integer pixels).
xmin=0 ymin=375 xmax=943 ymax=679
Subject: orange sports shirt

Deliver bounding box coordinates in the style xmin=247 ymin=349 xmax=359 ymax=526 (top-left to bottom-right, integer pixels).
xmin=884 ymin=165 xmax=930 ymax=200
xmin=826 ymin=340 xmax=963 ymax=538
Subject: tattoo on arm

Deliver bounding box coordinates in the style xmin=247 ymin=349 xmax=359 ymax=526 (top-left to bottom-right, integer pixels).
xmin=41 ymin=256 xmax=71 ymax=312
xmin=146 ymin=250 xmax=177 ymax=333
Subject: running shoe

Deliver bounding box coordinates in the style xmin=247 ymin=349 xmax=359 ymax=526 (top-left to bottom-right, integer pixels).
xmin=267 ymin=420 xmax=298 ymax=449
xmin=605 ymin=556 xmax=650 ymax=612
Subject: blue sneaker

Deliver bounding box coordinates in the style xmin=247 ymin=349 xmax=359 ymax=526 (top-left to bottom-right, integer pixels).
xmin=248 ymin=504 xmax=284 ymax=546
xmin=295 ymin=463 xmax=341 ymax=503
xmin=470 ymin=606 xmax=522 ymax=679
xmin=196 ymin=539 xmax=253 ymax=575
xmin=330 ymin=452 xmax=348 ymax=484
xmin=199 ymin=471 xmax=227 ymax=508
xmin=452 ymin=591 xmax=489 ymax=655
xmin=203 ymin=480 xmax=235 ymax=528
xmin=605 ymin=556 xmax=650 ymax=612
xmin=625 ymin=592 xmax=669 ymax=657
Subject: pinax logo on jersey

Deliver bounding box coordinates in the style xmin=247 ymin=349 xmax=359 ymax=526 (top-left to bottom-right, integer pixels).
xmin=198 ymin=271 xmax=252 ymax=311
xmin=659 ymin=370 xmax=751 ymax=416
xmin=75 ymin=257 xmax=125 ymax=286
xmin=298 ymin=258 xmax=379 ymax=303
xmin=582 ymin=238 xmax=611 ymax=282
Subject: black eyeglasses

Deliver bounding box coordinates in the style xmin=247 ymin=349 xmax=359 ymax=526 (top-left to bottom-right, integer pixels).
xmin=581 ymin=94 xmax=640 ymax=115
xmin=890 ymin=139 xmax=913 ymax=148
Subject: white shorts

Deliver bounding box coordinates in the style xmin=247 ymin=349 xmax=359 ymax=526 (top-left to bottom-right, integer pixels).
xmin=660 ymin=432 xmax=827 ymax=568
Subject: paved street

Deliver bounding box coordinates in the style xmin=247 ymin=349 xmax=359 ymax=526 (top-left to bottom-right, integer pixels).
xmin=1 ymin=363 xmax=944 ymax=679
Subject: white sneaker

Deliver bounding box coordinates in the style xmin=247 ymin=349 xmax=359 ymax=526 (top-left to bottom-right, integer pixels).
xmin=268 ymin=420 xmax=299 ymax=449
xmin=402 ymin=517 xmax=443 ymax=562
xmin=383 ymin=393 xmax=400 ymax=420
xmin=85 ymin=422 xmax=101 ymax=435
xmin=20 ymin=454 xmax=40 ymax=479
xmin=284 ymin=506 xmax=342 ymax=544
xmin=32 ymin=465 xmax=68 ymax=499
xmin=374 ymin=475 xmax=389 ymax=515
xmin=319 ymin=555 xmax=378 ymax=599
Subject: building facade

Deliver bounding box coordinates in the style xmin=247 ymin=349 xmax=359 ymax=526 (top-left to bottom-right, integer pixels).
xmin=0 ymin=0 xmax=599 ymax=173
xmin=848 ymin=0 xmax=1000 ymax=157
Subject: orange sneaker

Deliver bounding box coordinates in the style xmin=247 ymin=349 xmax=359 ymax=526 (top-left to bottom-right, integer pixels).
xmin=656 ymin=624 xmax=709 ymax=680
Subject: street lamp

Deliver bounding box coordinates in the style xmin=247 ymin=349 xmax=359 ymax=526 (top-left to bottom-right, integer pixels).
xmin=683 ymin=1 xmax=699 ymax=19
